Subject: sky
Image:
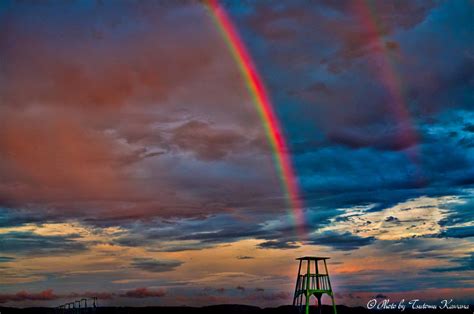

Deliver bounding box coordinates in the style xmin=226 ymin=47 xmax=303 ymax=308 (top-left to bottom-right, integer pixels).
xmin=0 ymin=0 xmax=473 ymax=308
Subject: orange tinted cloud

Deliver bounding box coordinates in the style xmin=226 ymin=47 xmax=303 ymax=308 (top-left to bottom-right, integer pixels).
xmin=0 ymin=111 xmax=123 ymax=201
xmin=0 ymin=3 xmax=279 ymax=222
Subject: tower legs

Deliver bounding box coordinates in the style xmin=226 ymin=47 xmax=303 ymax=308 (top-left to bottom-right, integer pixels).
xmin=331 ymin=293 xmax=338 ymax=314
xmin=305 ymin=293 xmax=310 ymax=314
xmin=317 ymin=295 xmax=322 ymax=314
xmin=293 ymin=259 xmax=302 ymax=306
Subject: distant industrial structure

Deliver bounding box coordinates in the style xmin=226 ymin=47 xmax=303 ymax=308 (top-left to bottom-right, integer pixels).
xmin=55 ymin=296 xmax=98 ymax=313
xmin=293 ymin=256 xmax=337 ymax=314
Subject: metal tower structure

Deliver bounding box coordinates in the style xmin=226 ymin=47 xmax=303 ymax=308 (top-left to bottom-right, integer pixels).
xmin=293 ymin=256 xmax=337 ymax=314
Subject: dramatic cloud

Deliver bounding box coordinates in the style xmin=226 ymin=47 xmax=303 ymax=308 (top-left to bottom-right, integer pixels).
xmin=440 ymin=226 xmax=474 ymax=239
xmin=0 ymin=0 xmax=472 ymax=308
xmin=0 ymin=0 xmax=280 ymax=223
xmin=308 ymin=231 xmax=375 ymax=251
xmin=131 ymin=258 xmax=183 ymax=273
xmin=0 ymin=231 xmax=86 ymax=255
xmin=257 ymin=240 xmax=300 ymax=250
xmin=319 ymin=196 xmax=466 ymax=241
xmin=171 ymin=120 xmax=254 ymax=161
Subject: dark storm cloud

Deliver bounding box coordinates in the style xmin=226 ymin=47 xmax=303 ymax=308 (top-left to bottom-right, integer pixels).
xmin=324 ymin=125 xmax=418 ymax=151
xmin=131 ymin=258 xmax=183 ymax=273
xmin=227 ymin=0 xmax=473 ymax=219
xmin=116 ymin=213 xmax=278 ymax=250
xmin=0 ymin=207 xmax=57 ymax=227
xmin=114 ymin=208 xmax=352 ymax=253
xmin=257 ymin=240 xmax=300 ymax=250
xmin=0 ymin=231 xmax=86 ymax=255
xmin=308 ymin=231 xmax=375 ymax=251
xmin=112 ymin=213 xmax=274 ymax=250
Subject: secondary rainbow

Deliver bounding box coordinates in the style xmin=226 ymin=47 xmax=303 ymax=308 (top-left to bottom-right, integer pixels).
xmin=354 ymin=1 xmax=423 ymax=178
xmin=205 ymin=0 xmax=306 ymax=236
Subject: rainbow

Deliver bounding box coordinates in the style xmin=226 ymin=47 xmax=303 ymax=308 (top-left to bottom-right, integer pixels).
xmin=353 ymin=1 xmax=422 ymax=175
xmin=205 ymin=0 xmax=306 ymax=236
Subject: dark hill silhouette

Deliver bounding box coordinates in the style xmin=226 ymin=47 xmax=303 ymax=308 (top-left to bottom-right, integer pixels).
xmin=0 ymin=304 xmax=472 ymax=314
